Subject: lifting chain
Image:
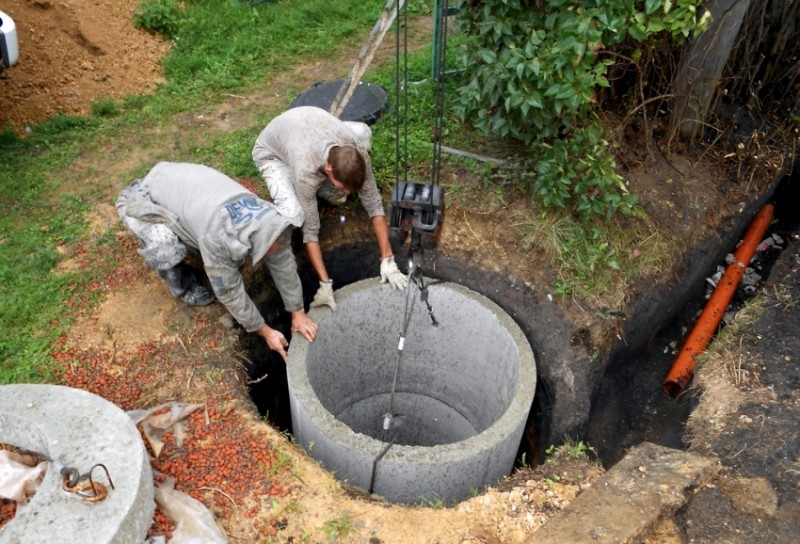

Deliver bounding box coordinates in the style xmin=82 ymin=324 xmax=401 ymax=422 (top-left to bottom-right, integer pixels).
xmin=371 ymin=0 xmax=450 ymax=497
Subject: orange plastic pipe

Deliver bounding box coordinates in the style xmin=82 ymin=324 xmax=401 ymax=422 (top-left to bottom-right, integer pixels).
xmin=662 ymin=203 xmax=775 ymax=398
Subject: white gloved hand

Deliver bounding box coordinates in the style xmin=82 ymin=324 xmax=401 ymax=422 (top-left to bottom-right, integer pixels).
xmin=380 ymin=256 xmax=408 ymax=290
xmin=310 ymin=280 xmax=336 ymax=311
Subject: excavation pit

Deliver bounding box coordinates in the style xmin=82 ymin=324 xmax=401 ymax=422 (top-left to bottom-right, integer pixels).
xmin=286 ymin=278 xmax=537 ymax=504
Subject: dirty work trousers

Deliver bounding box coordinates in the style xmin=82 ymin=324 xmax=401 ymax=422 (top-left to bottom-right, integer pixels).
xmin=116 ymin=177 xmax=189 ymax=271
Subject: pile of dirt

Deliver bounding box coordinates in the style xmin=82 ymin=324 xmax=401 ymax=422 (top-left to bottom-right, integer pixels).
xmin=0 ymin=0 xmax=168 ymax=133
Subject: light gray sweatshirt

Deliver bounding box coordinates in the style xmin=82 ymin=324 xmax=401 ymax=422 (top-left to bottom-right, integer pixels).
xmin=252 ymin=106 xmax=385 ymax=243
xmin=117 ymin=162 xmax=303 ymax=332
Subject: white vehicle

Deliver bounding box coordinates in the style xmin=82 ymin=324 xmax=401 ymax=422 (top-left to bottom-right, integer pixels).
xmin=0 ymin=9 xmax=19 ymax=72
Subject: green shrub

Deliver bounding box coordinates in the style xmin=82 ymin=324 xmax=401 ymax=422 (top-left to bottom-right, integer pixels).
xmin=453 ymin=0 xmax=708 ymax=218
xmin=133 ymin=0 xmax=183 ymax=39
xmin=532 ymin=123 xmax=639 ymax=219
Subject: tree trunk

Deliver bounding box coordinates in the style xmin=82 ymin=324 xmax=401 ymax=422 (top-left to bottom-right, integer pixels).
xmin=670 ymin=0 xmax=752 ymax=142
xmin=724 ymin=0 xmax=800 ymax=106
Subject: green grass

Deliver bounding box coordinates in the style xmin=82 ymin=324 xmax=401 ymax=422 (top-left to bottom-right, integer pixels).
xmin=323 ymin=510 xmax=356 ymax=541
xmin=518 ymin=209 xmax=672 ymax=310
xmin=0 ymin=121 xmax=88 ymax=381
xmin=148 ymin=0 xmax=383 ymax=115
xmin=545 ymin=437 xmax=597 ymax=461
xmin=0 ymin=166 xmax=92 ymax=382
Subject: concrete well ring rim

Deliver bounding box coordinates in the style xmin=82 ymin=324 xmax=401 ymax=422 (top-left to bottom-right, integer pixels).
xmin=287 ymin=278 xmax=537 ymax=466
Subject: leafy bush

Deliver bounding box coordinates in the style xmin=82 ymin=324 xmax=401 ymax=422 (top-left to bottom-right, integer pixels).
xmin=453 ymin=0 xmax=708 ymax=218
xmin=133 ymin=0 xmax=183 ymax=39
xmin=532 ymin=123 xmax=639 ymax=219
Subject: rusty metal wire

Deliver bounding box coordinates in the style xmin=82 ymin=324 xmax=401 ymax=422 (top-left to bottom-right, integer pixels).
xmin=60 ymin=463 xmax=114 ymax=503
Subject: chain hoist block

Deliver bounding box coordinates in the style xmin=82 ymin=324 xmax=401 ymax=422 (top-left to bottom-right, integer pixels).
xmin=389 ymin=181 xmax=445 ymax=250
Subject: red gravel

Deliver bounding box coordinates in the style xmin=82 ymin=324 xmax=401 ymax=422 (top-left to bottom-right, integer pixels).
xmin=50 ymin=334 xmax=293 ymax=540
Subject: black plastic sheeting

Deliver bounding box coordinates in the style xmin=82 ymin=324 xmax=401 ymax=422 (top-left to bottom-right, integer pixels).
xmin=290 ymin=80 xmax=390 ymax=125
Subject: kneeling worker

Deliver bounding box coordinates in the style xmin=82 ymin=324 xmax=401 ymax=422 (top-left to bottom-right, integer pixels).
xmin=116 ymin=161 xmax=318 ymax=361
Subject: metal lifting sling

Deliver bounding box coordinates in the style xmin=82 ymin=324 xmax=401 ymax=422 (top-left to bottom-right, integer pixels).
xmin=329 ymin=0 xmax=447 ymax=256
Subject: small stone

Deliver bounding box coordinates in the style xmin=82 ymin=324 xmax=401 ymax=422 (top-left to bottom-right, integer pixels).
xmin=720 ymin=476 xmax=778 ymax=518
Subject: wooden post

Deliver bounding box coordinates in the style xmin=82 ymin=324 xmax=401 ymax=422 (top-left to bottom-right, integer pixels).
xmin=329 ymin=0 xmax=405 ymax=119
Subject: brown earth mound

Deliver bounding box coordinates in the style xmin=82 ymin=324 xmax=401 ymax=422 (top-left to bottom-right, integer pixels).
xmin=0 ymin=0 xmax=168 ymax=132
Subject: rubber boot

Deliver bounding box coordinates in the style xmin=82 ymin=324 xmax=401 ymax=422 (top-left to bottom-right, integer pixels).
xmin=158 ymin=263 xmax=214 ymax=306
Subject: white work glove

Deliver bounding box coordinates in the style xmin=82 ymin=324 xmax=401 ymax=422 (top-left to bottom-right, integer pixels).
xmin=380 ymin=256 xmax=408 ymax=290
xmin=310 ymin=280 xmax=336 ymax=311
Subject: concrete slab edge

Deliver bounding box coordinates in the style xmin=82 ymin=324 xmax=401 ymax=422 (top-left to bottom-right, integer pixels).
xmin=528 ymin=442 xmax=720 ymax=544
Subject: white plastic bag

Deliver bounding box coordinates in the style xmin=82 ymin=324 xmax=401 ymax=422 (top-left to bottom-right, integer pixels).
xmin=153 ymin=476 xmax=228 ymax=544
xmin=128 ymin=402 xmax=205 ymax=458
xmin=0 ymin=450 xmax=48 ymax=504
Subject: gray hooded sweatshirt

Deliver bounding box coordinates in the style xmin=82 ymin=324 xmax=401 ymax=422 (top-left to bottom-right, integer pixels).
xmin=116 ymin=162 xmax=303 ymax=333
xmin=252 ymin=105 xmax=385 ymax=244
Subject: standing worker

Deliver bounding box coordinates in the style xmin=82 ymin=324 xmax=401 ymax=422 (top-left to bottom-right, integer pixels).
xmin=252 ymin=105 xmax=407 ymax=311
xmin=116 ymin=161 xmax=318 ymax=361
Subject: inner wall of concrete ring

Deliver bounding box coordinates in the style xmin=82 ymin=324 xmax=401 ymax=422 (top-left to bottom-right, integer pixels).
xmin=287 ymin=279 xmax=537 ymax=504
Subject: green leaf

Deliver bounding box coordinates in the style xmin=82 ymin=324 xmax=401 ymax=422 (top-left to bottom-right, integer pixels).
xmin=526 ymin=92 xmax=543 ymax=109
xmin=628 ymin=24 xmax=647 ymax=40
xmin=647 ymin=19 xmax=666 ymax=33
xmin=645 ymin=0 xmax=663 ymax=15
xmin=479 ymin=49 xmax=497 ymax=64
xmin=530 ymin=57 xmax=541 ymax=76
xmin=544 ymin=12 xmax=558 ymax=30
